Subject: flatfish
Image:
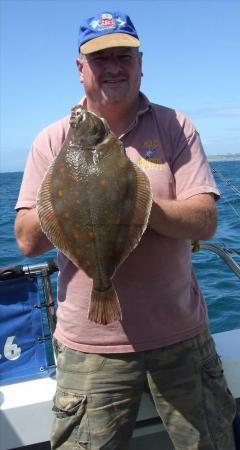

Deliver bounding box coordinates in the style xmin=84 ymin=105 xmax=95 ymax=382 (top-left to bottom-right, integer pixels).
xmin=37 ymin=105 xmax=152 ymax=325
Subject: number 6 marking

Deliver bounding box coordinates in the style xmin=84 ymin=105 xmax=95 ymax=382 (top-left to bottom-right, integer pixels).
xmin=4 ymin=336 xmax=21 ymax=360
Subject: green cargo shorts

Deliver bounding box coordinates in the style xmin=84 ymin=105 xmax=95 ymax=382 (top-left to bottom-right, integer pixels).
xmin=51 ymin=329 xmax=236 ymax=450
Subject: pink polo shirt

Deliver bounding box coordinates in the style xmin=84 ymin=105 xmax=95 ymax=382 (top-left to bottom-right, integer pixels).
xmin=16 ymin=94 xmax=219 ymax=353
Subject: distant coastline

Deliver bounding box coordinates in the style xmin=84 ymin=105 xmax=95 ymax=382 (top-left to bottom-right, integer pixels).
xmin=1 ymin=154 xmax=240 ymax=174
xmin=207 ymin=154 xmax=240 ymax=162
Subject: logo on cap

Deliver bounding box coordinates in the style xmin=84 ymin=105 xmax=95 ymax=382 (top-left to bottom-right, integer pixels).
xmin=91 ymin=13 xmax=126 ymax=32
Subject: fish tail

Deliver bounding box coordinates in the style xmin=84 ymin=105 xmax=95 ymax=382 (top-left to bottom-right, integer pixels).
xmin=88 ymin=287 xmax=122 ymax=325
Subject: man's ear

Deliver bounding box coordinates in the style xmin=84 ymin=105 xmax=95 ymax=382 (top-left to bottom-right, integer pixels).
xmin=76 ymin=57 xmax=84 ymax=83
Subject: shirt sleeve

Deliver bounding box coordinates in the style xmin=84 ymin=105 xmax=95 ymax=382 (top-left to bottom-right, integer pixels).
xmin=170 ymin=113 xmax=220 ymax=200
xmin=15 ymin=136 xmax=54 ymax=210
xmin=15 ymin=117 xmax=69 ymax=210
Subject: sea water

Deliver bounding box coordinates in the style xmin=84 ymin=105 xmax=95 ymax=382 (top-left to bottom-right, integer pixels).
xmin=1 ymin=161 xmax=240 ymax=334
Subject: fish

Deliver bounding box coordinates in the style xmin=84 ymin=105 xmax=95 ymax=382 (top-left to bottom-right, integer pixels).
xmin=37 ymin=105 xmax=152 ymax=325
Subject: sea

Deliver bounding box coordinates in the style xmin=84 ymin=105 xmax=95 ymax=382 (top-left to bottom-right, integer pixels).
xmin=1 ymin=160 xmax=240 ymax=335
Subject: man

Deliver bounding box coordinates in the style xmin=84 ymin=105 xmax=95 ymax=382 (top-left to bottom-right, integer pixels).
xmin=15 ymin=10 xmax=236 ymax=450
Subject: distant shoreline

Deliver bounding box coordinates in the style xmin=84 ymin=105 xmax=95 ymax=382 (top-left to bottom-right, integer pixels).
xmin=207 ymin=155 xmax=240 ymax=162
xmin=1 ymin=155 xmax=240 ymax=174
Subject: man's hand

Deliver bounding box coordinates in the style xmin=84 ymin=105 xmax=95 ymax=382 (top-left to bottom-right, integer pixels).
xmin=148 ymin=193 xmax=217 ymax=240
xmin=15 ymin=208 xmax=54 ymax=257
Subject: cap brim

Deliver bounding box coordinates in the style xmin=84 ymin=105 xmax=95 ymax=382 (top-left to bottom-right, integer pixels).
xmin=80 ymin=33 xmax=140 ymax=54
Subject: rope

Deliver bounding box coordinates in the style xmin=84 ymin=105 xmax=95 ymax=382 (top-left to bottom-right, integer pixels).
xmin=212 ymin=166 xmax=240 ymax=219
xmin=212 ymin=167 xmax=240 ymax=197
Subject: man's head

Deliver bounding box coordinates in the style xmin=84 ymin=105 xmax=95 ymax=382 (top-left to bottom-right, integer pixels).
xmin=78 ymin=11 xmax=140 ymax=55
xmin=76 ymin=11 xmax=142 ymax=110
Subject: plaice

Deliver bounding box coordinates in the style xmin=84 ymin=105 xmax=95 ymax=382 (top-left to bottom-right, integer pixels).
xmin=37 ymin=105 xmax=152 ymax=325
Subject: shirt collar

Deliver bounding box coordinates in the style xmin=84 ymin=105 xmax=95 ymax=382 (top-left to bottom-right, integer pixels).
xmin=79 ymin=92 xmax=151 ymax=114
xmin=78 ymin=92 xmax=152 ymax=137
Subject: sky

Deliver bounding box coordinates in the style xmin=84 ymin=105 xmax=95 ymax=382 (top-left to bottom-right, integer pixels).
xmin=1 ymin=0 xmax=240 ymax=172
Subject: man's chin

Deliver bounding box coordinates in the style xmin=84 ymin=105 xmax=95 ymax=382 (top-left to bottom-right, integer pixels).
xmin=101 ymin=90 xmax=127 ymax=105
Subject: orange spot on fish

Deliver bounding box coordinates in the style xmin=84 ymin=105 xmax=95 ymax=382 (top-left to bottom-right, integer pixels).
xmin=73 ymin=230 xmax=80 ymax=239
xmin=88 ymin=231 xmax=96 ymax=238
xmin=58 ymin=190 xmax=64 ymax=197
xmin=64 ymin=212 xmax=70 ymax=219
xmin=100 ymin=179 xmax=108 ymax=187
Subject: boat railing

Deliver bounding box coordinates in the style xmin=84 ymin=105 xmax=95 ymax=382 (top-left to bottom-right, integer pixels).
xmin=195 ymin=241 xmax=240 ymax=278
xmin=0 ymin=259 xmax=58 ymax=385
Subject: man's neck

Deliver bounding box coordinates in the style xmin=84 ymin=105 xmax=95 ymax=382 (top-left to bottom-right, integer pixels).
xmin=86 ymin=96 xmax=140 ymax=137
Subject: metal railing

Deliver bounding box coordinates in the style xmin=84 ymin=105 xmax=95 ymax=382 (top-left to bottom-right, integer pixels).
xmin=199 ymin=242 xmax=240 ymax=278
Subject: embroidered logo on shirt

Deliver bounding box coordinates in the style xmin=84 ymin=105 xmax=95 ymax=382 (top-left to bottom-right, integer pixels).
xmin=138 ymin=140 xmax=163 ymax=169
xmin=145 ymin=148 xmax=156 ymax=159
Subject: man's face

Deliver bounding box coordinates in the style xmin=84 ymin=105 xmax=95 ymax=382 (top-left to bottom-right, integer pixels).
xmin=77 ymin=47 xmax=142 ymax=107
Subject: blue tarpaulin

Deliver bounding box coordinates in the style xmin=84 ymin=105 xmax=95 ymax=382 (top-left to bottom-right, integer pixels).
xmin=0 ymin=274 xmax=49 ymax=385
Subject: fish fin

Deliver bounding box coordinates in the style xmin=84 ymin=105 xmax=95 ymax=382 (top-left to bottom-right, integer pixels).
xmin=37 ymin=163 xmax=74 ymax=261
xmin=119 ymin=163 xmax=152 ymax=263
xmin=88 ymin=286 xmax=122 ymax=325
xmin=132 ymin=162 xmax=153 ymax=231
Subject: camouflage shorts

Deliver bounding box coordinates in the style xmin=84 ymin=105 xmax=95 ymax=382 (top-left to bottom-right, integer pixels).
xmin=51 ymin=329 xmax=236 ymax=450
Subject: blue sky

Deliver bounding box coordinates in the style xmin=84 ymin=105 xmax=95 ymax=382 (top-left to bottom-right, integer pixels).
xmin=1 ymin=0 xmax=240 ymax=172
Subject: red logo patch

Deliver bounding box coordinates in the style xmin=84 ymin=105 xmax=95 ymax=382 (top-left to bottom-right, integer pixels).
xmin=101 ymin=17 xmax=115 ymax=29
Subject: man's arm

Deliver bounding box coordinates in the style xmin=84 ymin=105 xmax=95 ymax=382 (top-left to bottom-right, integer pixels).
xmin=15 ymin=208 xmax=54 ymax=257
xmin=148 ymin=193 xmax=217 ymax=240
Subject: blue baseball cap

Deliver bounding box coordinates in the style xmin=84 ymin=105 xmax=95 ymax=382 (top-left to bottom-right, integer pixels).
xmin=78 ymin=11 xmax=140 ymax=54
